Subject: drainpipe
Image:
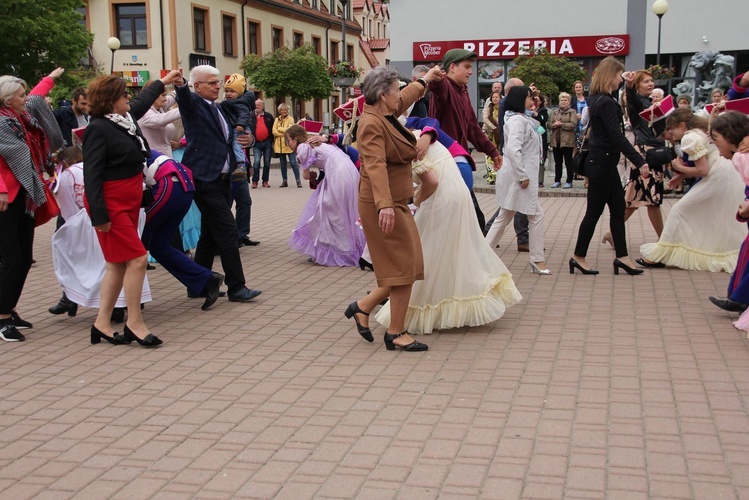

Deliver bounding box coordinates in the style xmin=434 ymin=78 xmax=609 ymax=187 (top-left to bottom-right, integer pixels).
xmin=159 ymin=0 xmax=166 ymax=69
xmin=241 ymin=0 xmax=248 ymax=60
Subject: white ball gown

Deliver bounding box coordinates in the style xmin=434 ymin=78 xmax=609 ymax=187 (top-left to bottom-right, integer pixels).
xmin=375 ymin=134 xmax=522 ymax=334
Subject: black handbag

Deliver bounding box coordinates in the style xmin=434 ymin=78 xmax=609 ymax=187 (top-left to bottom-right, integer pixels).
xmin=571 ymin=122 xmax=590 ymax=176
xmin=645 ymin=146 xmax=674 ymax=167
xmin=140 ymin=186 xmax=155 ymax=208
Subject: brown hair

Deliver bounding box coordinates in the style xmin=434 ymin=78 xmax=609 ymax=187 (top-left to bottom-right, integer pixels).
xmin=285 ymin=124 xmax=309 ymax=143
xmin=665 ymin=107 xmax=708 ymax=133
xmin=87 ymin=75 xmax=127 ymax=117
xmin=632 ymin=70 xmax=654 ymax=95
xmin=711 ymin=111 xmax=749 ymax=147
xmin=589 ymin=57 xmax=624 ymax=95
xmin=573 ymin=80 xmax=584 ymax=93
xmin=59 ymin=146 xmax=82 ymax=166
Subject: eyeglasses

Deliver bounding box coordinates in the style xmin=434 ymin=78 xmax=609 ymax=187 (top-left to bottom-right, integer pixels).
xmin=197 ymin=80 xmax=222 ymax=87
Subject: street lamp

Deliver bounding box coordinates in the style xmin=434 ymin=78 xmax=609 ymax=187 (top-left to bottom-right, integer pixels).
xmin=652 ymin=0 xmax=669 ymax=67
xmin=107 ymin=36 xmax=121 ymax=74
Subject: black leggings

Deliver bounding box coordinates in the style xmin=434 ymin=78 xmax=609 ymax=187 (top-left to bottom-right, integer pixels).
xmin=0 ymin=196 xmax=35 ymax=314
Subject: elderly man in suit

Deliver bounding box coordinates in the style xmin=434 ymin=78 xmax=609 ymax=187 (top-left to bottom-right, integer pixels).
xmin=175 ymin=65 xmax=261 ymax=303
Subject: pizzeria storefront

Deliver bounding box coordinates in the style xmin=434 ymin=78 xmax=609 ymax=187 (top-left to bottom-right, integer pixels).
xmin=413 ymin=34 xmax=630 ymax=110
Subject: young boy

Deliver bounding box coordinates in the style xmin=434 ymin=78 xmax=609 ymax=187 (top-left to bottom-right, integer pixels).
xmin=220 ymin=74 xmax=256 ymax=181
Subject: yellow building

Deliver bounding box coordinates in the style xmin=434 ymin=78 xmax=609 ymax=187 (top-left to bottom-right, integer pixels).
xmin=80 ymin=0 xmax=389 ymax=123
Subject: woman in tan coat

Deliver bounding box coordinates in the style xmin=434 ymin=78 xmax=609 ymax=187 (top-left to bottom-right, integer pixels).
xmin=343 ymin=65 xmax=443 ymax=352
xmin=272 ymin=103 xmax=301 ymax=187
xmin=548 ymin=92 xmax=578 ymax=188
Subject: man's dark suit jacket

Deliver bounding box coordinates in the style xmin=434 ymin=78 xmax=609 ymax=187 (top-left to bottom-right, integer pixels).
xmin=175 ymin=82 xmax=235 ymax=182
xmin=54 ymin=106 xmax=88 ymax=146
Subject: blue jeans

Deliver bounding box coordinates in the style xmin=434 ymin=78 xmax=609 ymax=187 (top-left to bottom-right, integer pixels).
xmin=231 ymin=176 xmax=252 ymax=240
xmin=252 ymin=140 xmax=272 ymax=183
xmin=232 ymin=130 xmax=248 ymax=165
xmin=279 ymin=153 xmax=300 ymax=182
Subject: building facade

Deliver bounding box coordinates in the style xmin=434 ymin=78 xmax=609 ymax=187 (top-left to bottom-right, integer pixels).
xmin=389 ymin=0 xmax=747 ymax=116
xmin=81 ymin=0 xmax=389 ymax=124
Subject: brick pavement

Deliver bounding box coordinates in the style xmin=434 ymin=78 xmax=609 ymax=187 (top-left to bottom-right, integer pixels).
xmin=1 ymin=166 xmax=748 ymax=499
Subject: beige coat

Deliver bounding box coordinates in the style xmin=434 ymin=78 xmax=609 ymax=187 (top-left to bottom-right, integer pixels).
xmin=548 ymin=107 xmax=578 ymax=148
xmin=273 ymin=114 xmax=295 ymax=154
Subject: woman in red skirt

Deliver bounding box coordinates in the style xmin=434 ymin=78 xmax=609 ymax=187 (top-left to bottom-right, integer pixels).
xmin=83 ymin=70 xmax=181 ymax=347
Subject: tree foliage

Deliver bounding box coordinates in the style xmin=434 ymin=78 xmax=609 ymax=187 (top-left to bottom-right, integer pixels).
xmin=509 ymin=50 xmax=587 ymax=104
xmin=0 ymin=0 xmax=93 ymax=84
xmin=48 ymin=66 xmax=102 ymax=108
xmin=241 ymin=44 xmax=335 ymax=101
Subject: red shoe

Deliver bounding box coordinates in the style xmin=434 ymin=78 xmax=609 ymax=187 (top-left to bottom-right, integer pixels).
xmin=262 ymin=182 xmax=270 ymax=188
xmin=251 ymin=182 xmax=258 ymax=189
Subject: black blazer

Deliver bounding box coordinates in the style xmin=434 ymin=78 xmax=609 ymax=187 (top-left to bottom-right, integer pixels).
xmin=83 ymin=80 xmax=164 ymax=226
xmin=585 ymin=93 xmax=645 ymax=179
xmin=53 ymin=106 xmax=88 ymax=146
xmin=176 ymin=82 xmax=235 ymax=182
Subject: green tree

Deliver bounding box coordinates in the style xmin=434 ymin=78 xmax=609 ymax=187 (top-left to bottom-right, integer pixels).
xmin=48 ymin=66 xmax=102 ymax=108
xmin=0 ymin=0 xmax=93 ymax=84
xmin=509 ymin=50 xmax=587 ymax=104
xmin=241 ymin=44 xmax=335 ymax=101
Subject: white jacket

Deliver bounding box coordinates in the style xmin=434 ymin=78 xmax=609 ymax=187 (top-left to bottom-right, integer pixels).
xmin=495 ymin=112 xmax=542 ymax=215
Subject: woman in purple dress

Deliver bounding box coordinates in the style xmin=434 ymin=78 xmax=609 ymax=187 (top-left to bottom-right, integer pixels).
xmin=285 ymin=124 xmax=365 ymax=266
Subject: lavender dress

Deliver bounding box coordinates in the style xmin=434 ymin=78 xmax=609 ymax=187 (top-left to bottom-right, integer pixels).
xmin=289 ymin=142 xmax=365 ymax=266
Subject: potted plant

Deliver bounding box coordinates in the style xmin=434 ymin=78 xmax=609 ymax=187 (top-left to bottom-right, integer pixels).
xmin=329 ymin=60 xmax=362 ymax=87
xmin=647 ymin=64 xmax=675 ymax=84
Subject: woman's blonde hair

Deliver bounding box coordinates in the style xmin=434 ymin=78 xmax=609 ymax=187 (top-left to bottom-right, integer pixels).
xmin=589 ymin=57 xmax=625 ymax=95
xmin=0 ymin=76 xmax=26 ymax=107
xmin=277 ymin=103 xmax=289 ymax=112
xmin=558 ymin=92 xmax=571 ymax=102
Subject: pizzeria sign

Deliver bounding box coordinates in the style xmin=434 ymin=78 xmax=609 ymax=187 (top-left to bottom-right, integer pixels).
xmin=413 ymin=34 xmax=629 ymax=62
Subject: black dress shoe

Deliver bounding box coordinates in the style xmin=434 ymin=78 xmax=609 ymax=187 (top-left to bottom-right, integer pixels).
xmin=228 ymin=288 xmax=262 ymax=302
xmin=187 ymin=290 xmax=226 ymax=299
xmin=709 ymin=296 xmax=749 ymax=312
xmin=123 ymin=325 xmax=163 ymax=348
xmin=239 ymin=236 xmax=260 ymax=247
xmin=635 ymin=258 xmax=665 ymax=268
xmin=202 ymin=272 xmax=225 ymax=310
xmin=383 ymin=332 xmax=428 ymax=351
xmin=613 ymin=258 xmax=644 ymax=275
xmin=49 ymin=296 xmax=78 ymax=316
xmin=359 ymin=257 xmax=374 ymax=272
xmin=344 ymin=301 xmax=373 ymax=342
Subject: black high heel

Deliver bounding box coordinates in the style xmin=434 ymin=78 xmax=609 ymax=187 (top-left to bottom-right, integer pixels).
xmin=569 ymin=258 xmax=599 ymax=275
xmin=90 ymin=326 xmax=129 ymax=345
xmin=359 ymin=258 xmax=374 ymax=272
xmin=613 ymin=258 xmax=644 ymax=275
xmin=635 ymin=258 xmax=665 ymax=268
xmin=383 ymin=332 xmax=428 ymax=352
xmin=123 ymin=325 xmax=163 ymax=348
xmin=344 ymin=301 xmax=374 ymax=342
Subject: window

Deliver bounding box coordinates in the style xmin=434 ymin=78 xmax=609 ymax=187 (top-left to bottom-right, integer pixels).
xmin=115 ymin=3 xmax=147 ymax=49
xmin=222 ymin=14 xmax=236 ymax=56
xmin=312 ymin=36 xmax=321 ymax=56
xmin=248 ymin=21 xmax=259 ymax=55
xmin=76 ymin=6 xmax=86 ymax=27
xmin=293 ymin=32 xmax=303 ymax=49
xmin=193 ymin=7 xmax=208 ymax=52
xmin=272 ymin=27 xmax=283 ymax=51
xmin=347 ymin=44 xmax=354 ymax=63
xmin=311 ymin=0 xmax=318 ymax=8
xmin=330 ymin=41 xmax=339 ymax=62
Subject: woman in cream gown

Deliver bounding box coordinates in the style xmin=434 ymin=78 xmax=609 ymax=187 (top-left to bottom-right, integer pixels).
xmin=375 ymin=133 xmax=522 ymax=334
xmin=639 ymin=115 xmax=746 ymax=273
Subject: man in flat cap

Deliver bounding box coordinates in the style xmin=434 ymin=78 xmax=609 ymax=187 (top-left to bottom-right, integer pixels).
xmin=428 ymin=48 xmax=502 ymax=230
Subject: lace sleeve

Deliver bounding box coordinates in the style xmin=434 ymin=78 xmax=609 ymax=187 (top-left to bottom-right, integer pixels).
xmin=681 ymin=130 xmax=710 ymax=161
xmin=411 ymin=158 xmax=435 ymax=177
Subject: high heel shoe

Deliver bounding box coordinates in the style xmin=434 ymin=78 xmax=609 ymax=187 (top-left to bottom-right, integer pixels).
xmin=529 ymin=262 xmax=553 ymax=275
xmin=613 ymin=258 xmax=644 ymax=275
xmin=49 ymin=298 xmax=78 ymax=317
xmin=344 ymin=301 xmax=373 ymax=342
xmin=384 ymin=332 xmax=428 ymax=352
xmin=359 ymin=258 xmax=374 ymax=272
xmin=635 ymin=258 xmax=665 ymax=268
xmin=122 ymin=325 xmax=163 ymax=348
xmin=90 ymin=325 xmax=129 ymax=345
xmin=569 ymin=258 xmax=599 ymax=275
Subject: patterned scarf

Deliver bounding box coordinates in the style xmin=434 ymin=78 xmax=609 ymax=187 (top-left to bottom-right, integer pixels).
xmin=26 ymin=95 xmax=64 ymax=160
xmin=105 ymin=112 xmax=148 ymax=153
xmin=0 ymin=106 xmax=48 ymax=212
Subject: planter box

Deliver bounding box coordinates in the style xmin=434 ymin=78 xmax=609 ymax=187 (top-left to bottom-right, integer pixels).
xmin=333 ymin=77 xmax=356 ymax=87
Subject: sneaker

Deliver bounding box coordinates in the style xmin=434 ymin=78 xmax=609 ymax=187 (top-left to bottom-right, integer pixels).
xmin=550 ymin=182 xmax=562 ymax=188
xmin=11 ymin=311 xmax=32 ymax=329
xmin=231 ymin=164 xmax=248 ymax=183
xmin=563 ymin=182 xmax=573 ymax=189
xmin=297 ymin=180 xmax=303 ymax=188
xmin=280 ymin=181 xmax=288 ymax=188
xmin=0 ymin=321 xmax=25 ymax=342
